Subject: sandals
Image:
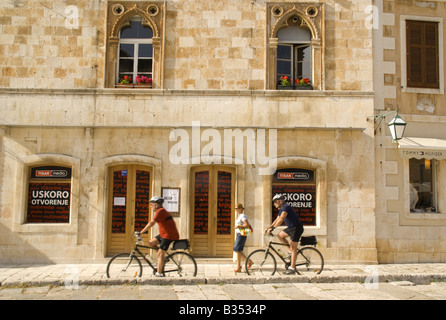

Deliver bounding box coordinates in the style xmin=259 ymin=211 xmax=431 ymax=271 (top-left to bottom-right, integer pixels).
xmin=234 ymin=260 xmax=253 ymax=272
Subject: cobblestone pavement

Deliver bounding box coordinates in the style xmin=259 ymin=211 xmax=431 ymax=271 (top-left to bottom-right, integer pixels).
xmin=1 ymin=281 xmax=446 ymax=300
xmin=0 ymin=263 xmax=445 ymax=301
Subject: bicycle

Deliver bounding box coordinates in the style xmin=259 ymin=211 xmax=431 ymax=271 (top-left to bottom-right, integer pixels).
xmin=245 ymin=233 xmax=324 ymax=276
xmin=106 ymin=232 xmax=197 ymax=278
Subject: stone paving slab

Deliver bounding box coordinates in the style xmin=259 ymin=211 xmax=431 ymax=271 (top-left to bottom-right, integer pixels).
xmin=1 ymin=281 xmax=446 ymax=301
xmin=0 ymin=263 xmax=445 ymax=288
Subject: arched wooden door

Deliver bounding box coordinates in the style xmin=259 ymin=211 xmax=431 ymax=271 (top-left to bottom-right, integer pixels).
xmin=190 ymin=166 xmax=235 ymax=257
xmin=107 ymin=165 xmax=152 ymax=255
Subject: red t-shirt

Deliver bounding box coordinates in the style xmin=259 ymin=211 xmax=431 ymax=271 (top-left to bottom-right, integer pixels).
xmin=153 ymin=208 xmax=179 ymax=240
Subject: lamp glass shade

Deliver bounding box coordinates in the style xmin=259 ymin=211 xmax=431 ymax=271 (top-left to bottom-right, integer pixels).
xmin=388 ymin=115 xmax=407 ymax=140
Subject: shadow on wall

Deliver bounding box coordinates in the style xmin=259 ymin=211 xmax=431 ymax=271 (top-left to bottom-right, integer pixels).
xmin=0 ymin=132 xmax=54 ymax=265
xmin=0 ymin=223 xmax=54 ymax=265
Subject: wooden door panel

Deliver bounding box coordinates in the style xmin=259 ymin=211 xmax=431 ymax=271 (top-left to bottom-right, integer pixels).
xmin=191 ymin=166 xmax=235 ymax=257
xmin=107 ymin=165 xmax=152 ymax=255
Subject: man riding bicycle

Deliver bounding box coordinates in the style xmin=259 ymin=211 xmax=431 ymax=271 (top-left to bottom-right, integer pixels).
xmin=139 ymin=196 xmax=179 ymax=277
xmin=266 ymin=194 xmax=304 ymax=274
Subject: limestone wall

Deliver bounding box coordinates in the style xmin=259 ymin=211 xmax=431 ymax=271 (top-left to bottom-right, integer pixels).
xmin=374 ymin=0 xmax=446 ymax=263
xmin=0 ymin=0 xmax=374 ymax=91
xmin=0 ymin=0 xmax=379 ymax=264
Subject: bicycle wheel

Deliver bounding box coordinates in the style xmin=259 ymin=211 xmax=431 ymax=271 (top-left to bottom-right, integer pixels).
xmin=245 ymin=249 xmax=277 ymax=276
xmin=295 ymin=247 xmax=324 ymax=275
xmin=163 ymin=252 xmax=197 ymax=277
xmin=106 ymin=252 xmax=143 ymax=278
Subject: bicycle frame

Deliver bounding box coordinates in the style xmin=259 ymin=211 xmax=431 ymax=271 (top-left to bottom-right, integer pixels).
xmin=266 ymin=239 xmax=290 ymax=264
xmin=130 ymin=241 xmax=186 ymax=276
xmin=129 ymin=242 xmax=158 ymax=271
xmin=266 ymin=235 xmax=315 ymax=268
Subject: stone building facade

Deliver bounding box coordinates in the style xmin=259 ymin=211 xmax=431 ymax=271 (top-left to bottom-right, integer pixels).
xmin=1 ymin=0 xmax=439 ymax=265
xmin=373 ymin=0 xmax=446 ymax=263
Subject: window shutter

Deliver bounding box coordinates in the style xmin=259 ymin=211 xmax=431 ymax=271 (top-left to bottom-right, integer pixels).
xmin=424 ymin=23 xmax=439 ymax=88
xmin=406 ymin=21 xmax=423 ymax=87
xmin=406 ymin=20 xmax=439 ymax=89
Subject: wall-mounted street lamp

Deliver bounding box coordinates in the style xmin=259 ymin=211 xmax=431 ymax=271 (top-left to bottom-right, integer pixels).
xmin=387 ymin=114 xmax=407 ymax=141
xmin=368 ymin=110 xmax=407 ymax=140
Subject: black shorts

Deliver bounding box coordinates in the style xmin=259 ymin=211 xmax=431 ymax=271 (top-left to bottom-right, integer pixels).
xmin=155 ymin=235 xmax=174 ymax=251
xmin=283 ymin=224 xmax=304 ymax=242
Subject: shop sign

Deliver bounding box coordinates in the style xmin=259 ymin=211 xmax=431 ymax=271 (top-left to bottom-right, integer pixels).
xmin=27 ymin=182 xmax=71 ymax=223
xmin=31 ymin=166 xmax=72 ymax=179
xmin=273 ymin=168 xmax=314 ymax=182
xmin=272 ymin=184 xmax=316 ymax=226
xmin=401 ymin=149 xmax=445 ymax=159
xmin=27 ymin=166 xmax=72 ymax=223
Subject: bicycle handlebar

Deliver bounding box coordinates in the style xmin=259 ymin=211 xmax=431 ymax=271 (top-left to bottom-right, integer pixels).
xmin=133 ymin=231 xmax=142 ymax=241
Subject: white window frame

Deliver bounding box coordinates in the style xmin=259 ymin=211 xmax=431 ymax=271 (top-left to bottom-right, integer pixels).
xmin=402 ymin=158 xmax=446 ymax=226
xmin=276 ymin=44 xmax=312 ymax=83
xmin=409 ymin=158 xmax=438 ymax=213
xmin=116 ymin=17 xmax=153 ymax=83
xmin=400 ymin=15 xmax=444 ymax=94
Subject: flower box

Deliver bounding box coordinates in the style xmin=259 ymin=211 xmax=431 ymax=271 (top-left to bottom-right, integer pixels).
xmin=134 ymin=83 xmax=152 ymax=89
xmin=115 ymin=84 xmax=152 ymax=89
xmin=277 ymin=76 xmax=312 ymax=90
xmin=277 ymin=85 xmax=294 ymax=90
xmin=276 ymin=85 xmax=313 ymax=90
xmin=116 ymin=75 xmax=152 ymax=89
xmin=296 ymin=85 xmax=313 ymax=90
xmin=115 ymin=84 xmax=133 ymax=89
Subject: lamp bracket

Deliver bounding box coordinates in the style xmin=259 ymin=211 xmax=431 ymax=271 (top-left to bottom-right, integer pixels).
xmin=367 ymin=110 xmax=398 ymax=134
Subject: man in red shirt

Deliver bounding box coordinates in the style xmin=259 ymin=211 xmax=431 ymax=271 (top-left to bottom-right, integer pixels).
xmin=140 ymin=196 xmax=179 ymax=277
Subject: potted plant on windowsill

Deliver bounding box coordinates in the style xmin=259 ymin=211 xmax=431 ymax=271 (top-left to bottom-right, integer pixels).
xmin=295 ymin=77 xmax=312 ymax=90
xmin=115 ymin=75 xmax=153 ymax=88
xmin=134 ymin=75 xmax=152 ymax=88
xmin=115 ymin=75 xmax=133 ymax=88
xmin=276 ymin=76 xmax=313 ymax=90
xmin=277 ymin=76 xmax=293 ymax=90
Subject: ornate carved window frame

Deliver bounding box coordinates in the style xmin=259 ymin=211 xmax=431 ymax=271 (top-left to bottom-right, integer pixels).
xmin=266 ymin=2 xmax=324 ymax=90
xmin=105 ymin=1 xmax=165 ymax=88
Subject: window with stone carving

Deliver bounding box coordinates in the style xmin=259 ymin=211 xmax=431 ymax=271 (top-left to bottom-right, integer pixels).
xmin=276 ymin=26 xmax=313 ymax=89
xmin=116 ymin=17 xmax=153 ymax=87
xmin=266 ymin=3 xmax=324 ymax=90
xmin=105 ymin=2 xmax=164 ymax=89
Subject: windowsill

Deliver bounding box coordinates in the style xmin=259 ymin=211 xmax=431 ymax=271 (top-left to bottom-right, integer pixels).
xmin=400 ymin=211 xmax=446 ymax=226
xmin=410 ymin=209 xmax=438 ymax=214
xmin=0 ymin=87 xmax=375 ymax=97
xmin=14 ymin=221 xmax=77 ymax=234
xmin=402 ymin=86 xmax=444 ymax=95
xmin=115 ymin=84 xmax=153 ymax=89
xmin=276 ymin=85 xmax=313 ymax=90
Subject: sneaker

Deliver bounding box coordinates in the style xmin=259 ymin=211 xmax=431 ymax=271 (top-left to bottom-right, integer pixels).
xmin=155 ymin=272 xmax=165 ymax=277
xmin=284 ymin=268 xmax=296 ymax=275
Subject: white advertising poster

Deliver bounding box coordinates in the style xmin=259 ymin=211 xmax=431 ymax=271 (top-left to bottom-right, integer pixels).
xmin=162 ymin=188 xmax=180 ymax=214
